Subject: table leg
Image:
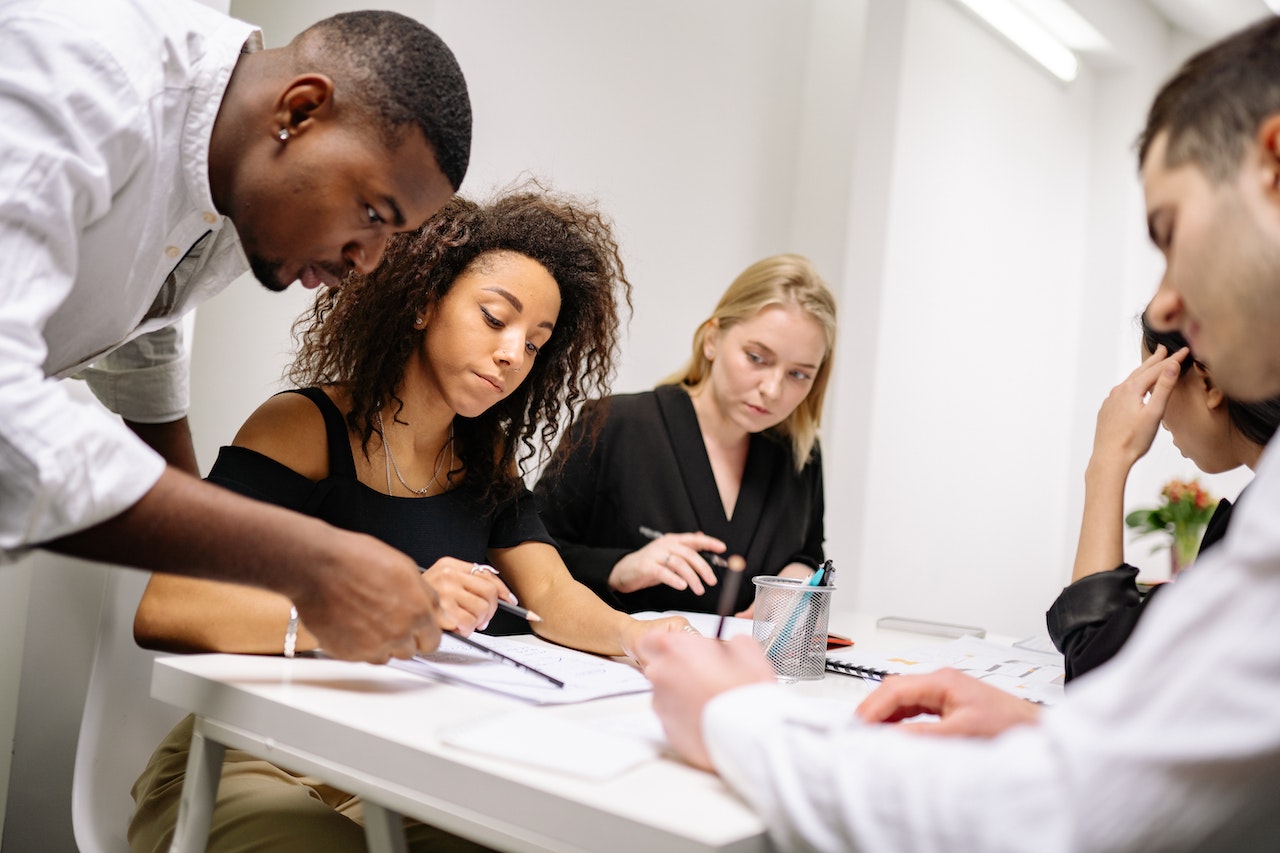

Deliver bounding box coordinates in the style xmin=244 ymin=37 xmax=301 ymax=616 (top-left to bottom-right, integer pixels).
xmin=169 ymin=722 xmax=226 ymax=853
xmin=362 ymin=802 xmax=411 ymax=853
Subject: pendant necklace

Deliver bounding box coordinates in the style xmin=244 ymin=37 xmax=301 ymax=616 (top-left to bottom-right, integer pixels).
xmin=376 ymin=411 xmax=453 ymax=497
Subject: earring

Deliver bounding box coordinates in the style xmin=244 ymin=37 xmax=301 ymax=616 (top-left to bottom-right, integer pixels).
xmin=414 ymin=316 xmax=425 ymax=329
xmin=276 ymin=128 xmax=290 ymax=143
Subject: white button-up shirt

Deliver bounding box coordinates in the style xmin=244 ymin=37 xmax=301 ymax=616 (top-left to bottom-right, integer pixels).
xmin=704 ymin=442 xmax=1280 ymax=851
xmin=0 ymin=0 xmax=259 ymax=555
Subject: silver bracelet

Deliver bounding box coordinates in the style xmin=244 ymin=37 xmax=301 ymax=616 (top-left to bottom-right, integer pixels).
xmin=284 ymin=605 xmax=299 ymax=658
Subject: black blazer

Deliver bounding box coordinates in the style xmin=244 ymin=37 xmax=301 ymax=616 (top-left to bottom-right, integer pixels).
xmin=534 ymin=385 xmax=825 ymax=614
xmin=1047 ymin=495 xmax=1235 ymax=682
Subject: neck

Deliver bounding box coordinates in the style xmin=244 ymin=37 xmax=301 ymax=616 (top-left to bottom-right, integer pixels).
xmin=687 ymin=384 xmax=750 ymax=453
xmin=207 ymin=48 xmax=284 ymax=216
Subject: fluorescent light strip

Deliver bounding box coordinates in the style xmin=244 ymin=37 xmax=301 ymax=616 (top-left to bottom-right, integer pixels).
xmin=954 ymin=0 xmax=1080 ymax=82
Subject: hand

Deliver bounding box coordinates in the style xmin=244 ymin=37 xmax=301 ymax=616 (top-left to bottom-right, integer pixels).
xmin=735 ymin=562 xmax=812 ymax=617
xmin=609 ymin=531 xmax=726 ymax=595
xmin=855 ymin=668 xmax=1041 ymax=737
xmin=639 ymin=632 xmax=775 ymax=771
xmin=420 ymin=558 xmax=513 ymax=635
xmin=620 ymin=615 xmax=696 ymax=666
xmin=291 ymin=531 xmax=442 ymax=663
xmin=1090 ymin=344 xmax=1188 ymax=473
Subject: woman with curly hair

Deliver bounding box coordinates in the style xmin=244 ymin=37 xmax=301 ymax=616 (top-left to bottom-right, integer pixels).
xmin=126 ymin=188 xmax=688 ymax=853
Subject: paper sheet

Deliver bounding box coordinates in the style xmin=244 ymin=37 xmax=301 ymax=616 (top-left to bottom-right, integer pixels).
xmin=827 ymin=635 xmax=1066 ymax=705
xmin=388 ymin=634 xmax=652 ymax=705
xmin=441 ymin=709 xmax=660 ymax=780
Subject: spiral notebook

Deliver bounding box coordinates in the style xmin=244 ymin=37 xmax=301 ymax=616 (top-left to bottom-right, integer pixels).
xmin=825 ymin=635 xmax=1066 ymax=705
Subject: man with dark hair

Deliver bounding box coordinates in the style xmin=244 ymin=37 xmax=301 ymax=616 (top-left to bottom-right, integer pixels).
xmin=0 ymin=0 xmax=473 ymax=662
xmin=641 ymin=15 xmax=1280 ymax=852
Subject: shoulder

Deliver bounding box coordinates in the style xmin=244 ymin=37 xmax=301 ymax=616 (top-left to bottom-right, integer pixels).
xmin=231 ymin=388 xmax=336 ymax=482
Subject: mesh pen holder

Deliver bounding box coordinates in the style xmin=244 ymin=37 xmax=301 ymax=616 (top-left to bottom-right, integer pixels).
xmin=751 ymin=576 xmax=835 ymax=682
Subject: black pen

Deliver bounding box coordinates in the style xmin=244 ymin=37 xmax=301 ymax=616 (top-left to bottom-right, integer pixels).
xmin=439 ymin=631 xmax=565 ymax=688
xmin=715 ymin=555 xmax=747 ymax=639
xmin=637 ymin=525 xmax=729 ymax=569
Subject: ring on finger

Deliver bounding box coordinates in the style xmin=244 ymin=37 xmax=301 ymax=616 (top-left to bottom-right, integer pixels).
xmin=470 ymin=563 xmax=499 ymax=576
xmin=663 ymin=552 xmax=671 ymax=568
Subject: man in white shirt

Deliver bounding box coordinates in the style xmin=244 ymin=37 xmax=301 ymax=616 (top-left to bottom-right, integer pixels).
xmin=1 ymin=0 xmax=472 ymax=662
xmin=641 ymin=15 xmax=1280 ymax=852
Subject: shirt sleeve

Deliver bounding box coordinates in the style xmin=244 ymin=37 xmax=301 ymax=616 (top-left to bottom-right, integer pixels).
xmin=0 ymin=14 xmax=165 ymax=555
xmin=700 ymin=457 xmax=1280 ymax=851
xmin=78 ymin=320 xmax=191 ymax=423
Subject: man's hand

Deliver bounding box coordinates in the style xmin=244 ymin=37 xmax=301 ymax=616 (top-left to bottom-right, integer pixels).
xmin=639 ymin=632 xmax=774 ymax=770
xmin=855 ymin=668 xmax=1041 ymax=737
xmin=291 ymin=531 xmax=442 ymax=663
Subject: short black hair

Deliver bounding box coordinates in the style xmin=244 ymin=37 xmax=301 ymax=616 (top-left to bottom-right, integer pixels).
xmin=300 ymin=11 xmax=471 ymax=190
xmin=1138 ymin=16 xmax=1280 ymax=183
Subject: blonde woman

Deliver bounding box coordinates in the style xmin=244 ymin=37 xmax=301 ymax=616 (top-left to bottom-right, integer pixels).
xmin=535 ymin=254 xmax=836 ymax=615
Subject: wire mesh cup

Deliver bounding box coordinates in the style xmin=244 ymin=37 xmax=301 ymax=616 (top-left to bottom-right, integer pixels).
xmin=751 ymin=576 xmax=835 ymax=681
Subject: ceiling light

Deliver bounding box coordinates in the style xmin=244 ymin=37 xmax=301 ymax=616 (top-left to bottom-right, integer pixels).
xmin=952 ymin=0 xmax=1081 ymax=82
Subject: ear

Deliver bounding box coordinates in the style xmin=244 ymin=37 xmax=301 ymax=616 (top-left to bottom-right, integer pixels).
xmin=702 ymin=319 xmax=720 ymax=361
xmin=1198 ymin=368 xmax=1227 ymax=411
xmin=274 ymin=75 xmax=336 ymax=138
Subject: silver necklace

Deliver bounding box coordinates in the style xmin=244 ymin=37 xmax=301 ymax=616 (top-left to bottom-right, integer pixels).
xmin=376 ymin=411 xmax=453 ymax=497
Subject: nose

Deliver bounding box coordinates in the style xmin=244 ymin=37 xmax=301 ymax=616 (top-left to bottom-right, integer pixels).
xmin=1145 ymin=280 xmax=1183 ymax=333
xmin=343 ymin=234 xmax=390 ymax=275
xmin=494 ymin=333 xmax=525 ymax=373
xmin=759 ymin=369 xmax=782 ymax=400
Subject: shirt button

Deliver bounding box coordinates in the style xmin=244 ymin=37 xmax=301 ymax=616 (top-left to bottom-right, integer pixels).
xmin=202 ymin=212 xmax=218 ymax=224
xmin=164 ymin=246 xmax=180 ymax=258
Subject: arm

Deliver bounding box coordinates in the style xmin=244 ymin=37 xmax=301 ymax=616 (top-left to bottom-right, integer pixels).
xmin=535 ymin=407 xmax=722 ymax=598
xmin=1069 ymin=346 xmax=1186 ymax=583
xmin=490 ymin=541 xmax=689 ymax=663
xmin=127 ymin=416 xmax=199 ymax=476
xmin=117 ymin=393 xmax=441 ymax=662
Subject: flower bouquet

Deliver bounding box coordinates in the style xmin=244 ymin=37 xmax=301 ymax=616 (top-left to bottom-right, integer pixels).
xmin=1124 ymin=478 xmax=1218 ymax=576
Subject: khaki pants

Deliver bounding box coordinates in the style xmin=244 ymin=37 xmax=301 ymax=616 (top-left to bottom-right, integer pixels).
xmin=130 ymin=715 xmax=495 ymax=853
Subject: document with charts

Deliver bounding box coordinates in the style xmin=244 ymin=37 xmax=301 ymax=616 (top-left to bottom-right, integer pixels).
xmin=826 ymin=635 xmax=1066 ymax=705
xmin=388 ymin=634 xmax=651 ymax=705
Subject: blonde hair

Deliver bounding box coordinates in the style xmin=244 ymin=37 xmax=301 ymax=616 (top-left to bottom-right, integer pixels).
xmin=663 ymin=254 xmax=837 ymax=470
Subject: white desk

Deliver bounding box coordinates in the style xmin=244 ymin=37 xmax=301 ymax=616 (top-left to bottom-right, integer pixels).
xmin=153 ymin=614 xmax=1011 ymax=853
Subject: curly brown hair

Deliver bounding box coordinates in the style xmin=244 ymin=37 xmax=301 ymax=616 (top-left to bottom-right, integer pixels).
xmin=288 ymin=187 xmax=631 ymax=506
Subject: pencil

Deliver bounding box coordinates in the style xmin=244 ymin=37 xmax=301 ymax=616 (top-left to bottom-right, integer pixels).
xmin=715 ymin=555 xmax=746 ymax=639
xmin=497 ymin=598 xmax=542 ymax=622
xmin=442 ymin=631 xmax=565 ymax=688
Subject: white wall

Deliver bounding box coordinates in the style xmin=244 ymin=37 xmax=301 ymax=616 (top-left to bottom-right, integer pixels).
xmin=3 ymin=0 xmax=1236 ymax=845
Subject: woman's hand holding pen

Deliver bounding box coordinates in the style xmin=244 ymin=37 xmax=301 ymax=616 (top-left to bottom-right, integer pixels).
xmin=419 ymin=558 xmax=514 ymax=635
xmin=610 ymin=531 xmax=726 ymax=595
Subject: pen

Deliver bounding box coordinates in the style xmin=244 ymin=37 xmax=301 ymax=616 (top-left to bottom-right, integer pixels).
xmin=715 ymin=554 xmax=746 ymax=639
xmin=637 ymin=525 xmax=729 ymax=569
xmin=440 ymin=631 xmax=565 ymax=688
xmin=497 ymin=598 xmax=542 ymax=623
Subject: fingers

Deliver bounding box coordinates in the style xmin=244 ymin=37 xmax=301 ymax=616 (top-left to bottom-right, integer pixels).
xmin=420 ymin=558 xmax=508 ymax=634
xmin=1143 ymin=346 xmax=1188 ymax=414
xmin=855 ymin=671 xmax=956 ymax=724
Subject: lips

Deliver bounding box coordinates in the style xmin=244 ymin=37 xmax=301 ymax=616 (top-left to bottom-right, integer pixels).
xmin=477 ymin=373 xmax=505 ymax=394
xmin=298 ymin=264 xmax=344 ymax=290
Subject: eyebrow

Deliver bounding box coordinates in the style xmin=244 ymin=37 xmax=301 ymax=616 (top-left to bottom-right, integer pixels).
xmin=747 ymin=339 xmax=818 ymax=369
xmin=382 ymin=196 xmax=406 ymax=228
xmin=484 ymin=286 xmax=555 ymax=331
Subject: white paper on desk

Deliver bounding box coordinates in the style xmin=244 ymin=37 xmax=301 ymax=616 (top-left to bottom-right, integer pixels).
xmin=388 ymin=634 xmax=652 ymax=705
xmin=828 ymin=635 xmax=1066 ymax=705
xmin=441 ymin=710 xmax=659 ymax=780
